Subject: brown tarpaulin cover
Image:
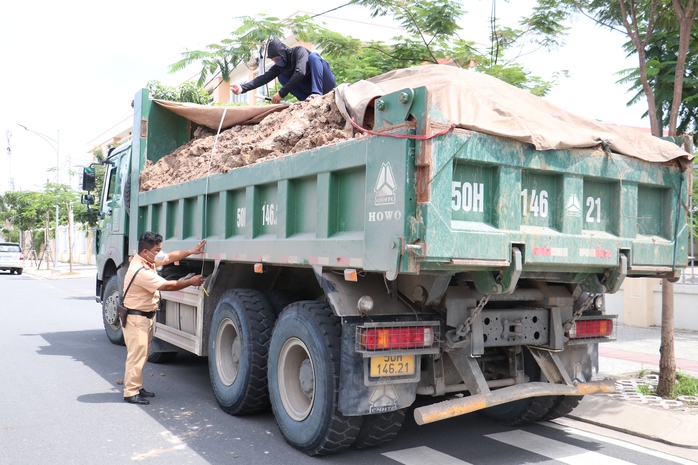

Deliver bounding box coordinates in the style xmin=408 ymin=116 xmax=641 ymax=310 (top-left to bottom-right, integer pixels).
xmin=153 ymin=99 xmax=288 ymax=128
xmin=336 ymin=65 xmax=693 ymax=169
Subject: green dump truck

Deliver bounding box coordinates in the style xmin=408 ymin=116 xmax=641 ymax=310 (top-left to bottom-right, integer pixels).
xmin=83 ymin=67 xmax=692 ymax=455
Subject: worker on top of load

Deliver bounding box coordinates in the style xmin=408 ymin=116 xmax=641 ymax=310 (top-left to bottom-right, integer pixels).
xmin=231 ymin=39 xmax=336 ymax=104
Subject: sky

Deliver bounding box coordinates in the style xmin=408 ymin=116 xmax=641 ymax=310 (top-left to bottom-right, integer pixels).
xmin=0 ymin=0 xmax=647 ymax=194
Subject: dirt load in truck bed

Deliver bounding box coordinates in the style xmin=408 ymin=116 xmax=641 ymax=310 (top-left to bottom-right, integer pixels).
xmin=139 ymin=91 xmax=352 ymax=192
xmin=139 ymin=65 xmax=692 ymax=192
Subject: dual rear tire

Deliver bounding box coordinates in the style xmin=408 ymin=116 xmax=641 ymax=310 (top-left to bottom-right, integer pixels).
xmin=268 ymin=301 xmax=362 ymax=455
xmin=209 ymin=295 xmax=401 ymax=455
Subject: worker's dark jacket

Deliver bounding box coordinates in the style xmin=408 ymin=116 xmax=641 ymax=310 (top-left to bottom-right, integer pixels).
xmin=240 ymin=41 xmax=315 ymax=98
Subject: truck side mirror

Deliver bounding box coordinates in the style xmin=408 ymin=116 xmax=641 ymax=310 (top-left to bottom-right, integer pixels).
xmin=82 ymin=167 xmax=96 ymax=192
xmin=81 ymin=194 xmax=95 ymax=206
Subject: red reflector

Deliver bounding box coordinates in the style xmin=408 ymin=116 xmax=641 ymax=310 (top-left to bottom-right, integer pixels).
xmin=569 ymin=319 xmax=613 ymax=339
xmin=361 ymin=327 xmax=433 ymax=350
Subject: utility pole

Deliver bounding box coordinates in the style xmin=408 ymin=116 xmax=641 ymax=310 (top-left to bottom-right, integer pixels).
xmin=5 ymin=130 xmax=13 ymax=191
xmin=16 ymin=124 xmax=60 ymax=270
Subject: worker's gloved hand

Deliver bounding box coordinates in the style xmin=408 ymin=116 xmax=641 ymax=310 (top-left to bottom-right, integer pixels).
xmin=231 ymin=84 xmax=242 ymax=95
xmin=271 ymin=92 xmax=282 ymax=104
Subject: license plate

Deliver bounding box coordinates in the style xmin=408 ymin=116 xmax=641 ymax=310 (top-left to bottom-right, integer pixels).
xmin=370 ymin=355 xmax=415 ymax=377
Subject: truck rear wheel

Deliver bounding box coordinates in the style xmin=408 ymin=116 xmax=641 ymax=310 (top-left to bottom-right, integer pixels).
xmin=480 ymin=347 xmax=554 ymax=426
xmin=542 ymin=395 xmax=583 ymax=420
xmin=268 ymin=301 xmax=361 ymax=455
xmin=102 ymin=275 xmax=125 ymax=346
xmin=148 ymin=345 xmax=178 ymax=364
xmin=208 ymin=289 xmax=275 ymax=415
xmin=265 ymin=289 xmax=301 ymax=317
xmin=352 ymin=409 xmax=405 ymax=450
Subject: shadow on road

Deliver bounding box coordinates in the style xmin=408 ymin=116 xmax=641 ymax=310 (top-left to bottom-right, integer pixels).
xmin=30 ymin=327 xmax=616 ymax=464
xmin=77 ymin=392 xmax=125 ymax=404
xmin=31 ymin=327 xmax=334 ymax=464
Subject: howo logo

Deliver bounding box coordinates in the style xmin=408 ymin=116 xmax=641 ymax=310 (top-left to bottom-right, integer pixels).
xmin=375 ymin=162 xmax=397 ymax=205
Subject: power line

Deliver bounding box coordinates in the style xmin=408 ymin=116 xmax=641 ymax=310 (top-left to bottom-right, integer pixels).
xmin=311 ymin=2 xmax=353 ymax=18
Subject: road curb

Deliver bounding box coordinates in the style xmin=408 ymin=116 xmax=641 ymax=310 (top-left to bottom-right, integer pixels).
xmin=568 ymin=395 xmax=698 ymax=449
xmin=22 ymin=266 xmax=96 ymax=280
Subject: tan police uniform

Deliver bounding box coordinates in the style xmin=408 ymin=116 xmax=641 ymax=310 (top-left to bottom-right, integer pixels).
xmin=122 ymin=253 xmax=167 ymax=398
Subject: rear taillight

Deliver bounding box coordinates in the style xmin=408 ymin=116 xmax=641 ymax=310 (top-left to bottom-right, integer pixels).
xmin=20 ymin=253 xmax=24 ymax=261
xmin=360 ymin=326 xmax=434 ymax=350
xmin=568 ymin=319 xmax=613 ymax=339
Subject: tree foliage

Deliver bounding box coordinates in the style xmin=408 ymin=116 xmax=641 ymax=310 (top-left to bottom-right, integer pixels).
xmin=533 ymin=0 xmax=698 ymax=138
xmin=168 ymin=2 xmax=566 ymax=98
xmin=531 ymin=0 xmax=698 ymax=400
xmin=616 ymin=8 xmax=698 ymax=142
xmin=147 ymin=80 xmax=211 ymax=104
xmin=0 ymin=184 xmax=85 ymax=252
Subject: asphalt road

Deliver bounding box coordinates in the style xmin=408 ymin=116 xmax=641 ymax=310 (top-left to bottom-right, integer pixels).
xmin=0 ymin=273 xmax=694 ymax=465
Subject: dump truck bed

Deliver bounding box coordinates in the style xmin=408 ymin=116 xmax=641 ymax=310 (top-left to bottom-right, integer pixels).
xmin=129 ymin=85 xmax=689 ymax=289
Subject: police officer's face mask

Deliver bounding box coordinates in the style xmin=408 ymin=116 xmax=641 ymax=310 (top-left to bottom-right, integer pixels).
xmin=146 ymin=248 xmax=166 ymax=264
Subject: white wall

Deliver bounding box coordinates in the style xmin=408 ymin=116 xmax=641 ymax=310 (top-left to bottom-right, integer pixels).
xmin=605 ymin=276 xmax=698 ymax=332
xmin=55 ymin=224 xmax=96 ymax=265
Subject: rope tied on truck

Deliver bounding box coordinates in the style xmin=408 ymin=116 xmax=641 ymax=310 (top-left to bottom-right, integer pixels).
xmin=350 ymin=117 xmax=455 ymax=140
xmin=198 ymin=96 xmax=234 ymax=296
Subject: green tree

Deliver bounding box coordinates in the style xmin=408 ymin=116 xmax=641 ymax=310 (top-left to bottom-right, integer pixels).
xmin=169 ymin=4 xmax=564 ymax=99
xmin=531 ymin=0 xmax=669 ymax=134
xmin=167 ymin=14 xmax=317 ymax=85
xmin=531 ymin=0 xmax=698 ymax=137
xmin=531 ymin=0 xmax=698 ymax=398
xmin=147 ymin=80 xmax=211 ymax=104
xmin=667 ymin=0 xmax=698 ymax=134
xmin=0 ymin=183 xmax=84 ymax=266
xmin=0 ymin=189 xmax=56 ymax=254
xmin=344 ymin=0 xmax=565 ymax=94
xmin=616 ymin=15 xmax=698 ymax=143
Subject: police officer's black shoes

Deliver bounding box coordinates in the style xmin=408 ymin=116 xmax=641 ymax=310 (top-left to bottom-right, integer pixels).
xmin=124 ymin=394 xmax=150 ymax=405
xmin=139 ymin=388 xmax=155 ymax=398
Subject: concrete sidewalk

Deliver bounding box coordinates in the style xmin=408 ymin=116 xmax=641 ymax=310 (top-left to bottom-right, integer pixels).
xmin=21 ymin=261 xmax=97 ymax=280
xmin=20 ymin=263 xmax=698 ymax=449
xmin=570 ymin=323 xmax=698 ymax=449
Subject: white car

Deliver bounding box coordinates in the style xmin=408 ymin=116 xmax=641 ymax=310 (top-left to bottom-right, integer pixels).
xmin=0 ymin=243 xmax=24 ymax=275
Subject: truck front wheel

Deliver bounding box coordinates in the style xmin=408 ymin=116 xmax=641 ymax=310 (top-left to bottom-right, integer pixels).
xmin=268 ymin=301 xmax=361 ymax=455
xmin=208 ymin=289 xmax=275 ymax=415
xmin=102 ymin=275 xmax=124 ymax=346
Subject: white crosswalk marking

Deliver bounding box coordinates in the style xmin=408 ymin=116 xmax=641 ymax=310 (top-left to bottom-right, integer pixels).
xmin=382 ymin=446 xmax=474 ymax=465
xmin=486 ymin=430 xmax=636 ymax=465
xmin=545 ymin=420 xmax=698 ymax=465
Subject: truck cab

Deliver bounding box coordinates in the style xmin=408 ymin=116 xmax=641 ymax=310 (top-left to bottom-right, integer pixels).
xmin=83 ymin=143 xmax=132 ymax=343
